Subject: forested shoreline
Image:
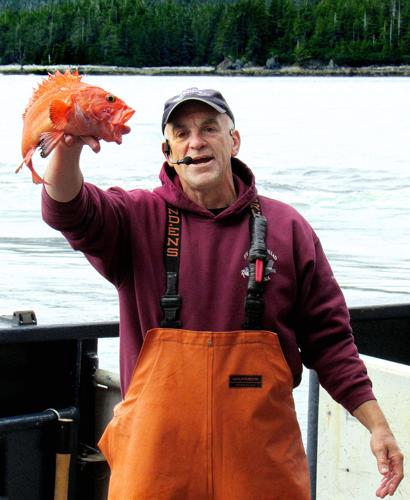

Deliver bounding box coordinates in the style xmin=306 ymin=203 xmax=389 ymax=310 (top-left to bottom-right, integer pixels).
xmin=0 ymin=0 xmax=409 ymax=70
xmin=2 ymin=63 xmax=410 ymax=77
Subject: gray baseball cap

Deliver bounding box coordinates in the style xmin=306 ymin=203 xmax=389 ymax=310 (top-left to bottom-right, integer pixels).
xmin=162 ymin=87 xmax=235 ymax=133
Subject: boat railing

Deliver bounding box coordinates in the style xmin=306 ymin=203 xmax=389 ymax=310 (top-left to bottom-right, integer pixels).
xmin=0 ymin=303 xmax=408 ymax=499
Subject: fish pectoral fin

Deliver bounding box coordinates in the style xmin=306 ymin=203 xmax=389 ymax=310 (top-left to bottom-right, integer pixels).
xmin=49 ymin=99 xmax=70 ymax=129
xmin=39 ymin=131 xmax=65 ymax=158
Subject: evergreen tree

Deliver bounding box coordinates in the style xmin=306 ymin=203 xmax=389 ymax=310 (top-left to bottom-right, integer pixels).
xmin=0 ymin=0 xmax=409 ymax=68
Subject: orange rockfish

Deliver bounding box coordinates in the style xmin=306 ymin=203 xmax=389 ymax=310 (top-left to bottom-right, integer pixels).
xmin=17 ymin=69 xmax=135 ymax=183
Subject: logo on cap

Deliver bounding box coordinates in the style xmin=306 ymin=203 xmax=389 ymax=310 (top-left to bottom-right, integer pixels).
xmin=181 ymin=88 xmax=212 ymax=97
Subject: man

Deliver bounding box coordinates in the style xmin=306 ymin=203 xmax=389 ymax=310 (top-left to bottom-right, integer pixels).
xmin=42 ymin=88 xmax=403 ymax=499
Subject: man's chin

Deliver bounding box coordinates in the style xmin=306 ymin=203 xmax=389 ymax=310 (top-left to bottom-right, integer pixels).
xmin=180 ymin=172 xmax=220 ymax=193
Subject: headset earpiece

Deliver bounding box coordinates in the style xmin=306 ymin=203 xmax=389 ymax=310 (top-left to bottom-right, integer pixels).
xmin=162 ymin=140 xmax=192 ymax=167
xmin=163 ymin=140 xmax=171 ymax=156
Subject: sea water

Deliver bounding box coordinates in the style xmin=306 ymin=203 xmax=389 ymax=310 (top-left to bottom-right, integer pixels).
xmin=1 ymin=74 xmax=409 ymax=442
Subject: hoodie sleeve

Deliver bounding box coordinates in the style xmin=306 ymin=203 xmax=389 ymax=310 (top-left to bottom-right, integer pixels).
xmin=42 ymin=182 xmax=132 ymax=287
xmin=294 ymin=224 xmax=375 ymax=414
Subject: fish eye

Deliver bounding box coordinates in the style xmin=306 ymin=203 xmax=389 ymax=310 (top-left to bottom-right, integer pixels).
xmin=106 ymin=94 xmax=116 ymax=103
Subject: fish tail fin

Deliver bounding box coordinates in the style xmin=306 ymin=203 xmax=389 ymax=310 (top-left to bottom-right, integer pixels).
xmin=16 ymin=147 xmax=47 ymax=184
xmin=16 ymin=146 xmax=36 ymax=174
xmin=28 ymin=164 xmax=47 ymax=184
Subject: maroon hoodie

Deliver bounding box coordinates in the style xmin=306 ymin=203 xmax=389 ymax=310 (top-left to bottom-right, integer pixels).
xmin=42 ymin=158 xmax=374 ymax=413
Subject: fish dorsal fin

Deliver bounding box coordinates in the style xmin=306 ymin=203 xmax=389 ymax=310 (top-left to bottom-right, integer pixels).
xmin=23 ymin=69 xmax=82 ymax=118
xmin=49 ymin=99 xmax=71 ymax=129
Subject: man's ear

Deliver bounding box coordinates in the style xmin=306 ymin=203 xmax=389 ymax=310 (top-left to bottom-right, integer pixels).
xmin=231 ymin=129 xmax=241 ymax=157
xmin=162 ymin=140 xmax=171 ymax=156
xmin=162 ymin=140 xmax=176 ymax=168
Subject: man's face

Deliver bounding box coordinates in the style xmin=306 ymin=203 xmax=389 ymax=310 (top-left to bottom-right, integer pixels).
xmin=164 ymin=102 xmax=240 ymax=199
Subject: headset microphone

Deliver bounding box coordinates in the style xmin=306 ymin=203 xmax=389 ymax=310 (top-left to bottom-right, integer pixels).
xmin=171 ymin=156 xmax=193 ymax=165
xmin=163 ymin=141 xmax=193 ymax=166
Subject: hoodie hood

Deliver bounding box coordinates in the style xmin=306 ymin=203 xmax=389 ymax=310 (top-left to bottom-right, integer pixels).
xmin=153 ymin=157 xmax=258 ymax=218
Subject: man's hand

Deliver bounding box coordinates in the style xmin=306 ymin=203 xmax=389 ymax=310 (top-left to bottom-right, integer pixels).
xmin=353 ymin=400 xmax=404 ymax=497
xmin=371 ymin=426 xmax=404 ymax=497
xmin=62 ymin=134 xmax=101 ymax=153
xmin=62 ymin=126 xmax=130 ymax=152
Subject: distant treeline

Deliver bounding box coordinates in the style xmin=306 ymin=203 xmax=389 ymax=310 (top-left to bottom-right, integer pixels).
xmin=1 ymin=0 xmax=409 ymax=68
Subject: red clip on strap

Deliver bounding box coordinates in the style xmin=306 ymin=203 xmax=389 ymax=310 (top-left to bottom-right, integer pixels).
xmin=255 ymin=259 xmax=264 ymax=283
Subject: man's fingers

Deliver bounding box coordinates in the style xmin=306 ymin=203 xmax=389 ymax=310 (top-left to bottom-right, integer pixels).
xmin=79 ymin=136 xmax=101 ymax=153
xmin=376 ymin=455 xmax=390 ymax=475
xmin=372 ymin=431 xmax=404 ymax=497
xmin=375 ymin=453 xmax=404 ymax=498
xmin=376 ymin=481 xmax=390 ymax=498
xmin=376 ymin=472 xmax=402 ymax=498
xmin=373 ymin=447 xmax=390 ymax=475
xmin=376 ymin=476 xmax=390 ymax=498
xmin=62 ymin=131 xmax=130 ymax=153
xmin=388 ymin=454 xmax=405 ymax=494
xmin=62 ymin=134 xmax=101 ymax=153
xmin=63 ymin=134 xmax=76 ymax=146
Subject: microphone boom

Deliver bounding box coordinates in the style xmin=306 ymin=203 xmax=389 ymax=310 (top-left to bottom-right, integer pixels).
xmin=175 ymin=156 xmax=193 ymax=165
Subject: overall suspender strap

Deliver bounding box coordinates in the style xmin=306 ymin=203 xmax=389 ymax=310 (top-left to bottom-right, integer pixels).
xmin=160 ymin=205 xmax=182 ymax=328
xmin=242 ymin=200 xmax=268 ymax=330
xmin=160 ymin=198 xmax=268 ymax=329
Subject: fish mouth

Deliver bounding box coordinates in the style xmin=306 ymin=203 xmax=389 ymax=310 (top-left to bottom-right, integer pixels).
xmin=190 ymin=155 xmax=214 ymax=165
xmin=122 ymin=108 xmax=135 ymax=122
xmin=112 ymin=107 xmax=135 ymax=125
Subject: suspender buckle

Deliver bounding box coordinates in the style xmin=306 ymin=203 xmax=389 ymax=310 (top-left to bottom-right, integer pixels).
xmin=160 ymin=295 xmax=181 ymax=310
xmin=160 ymin=295 xmax=182 ymax=328
xmin=244 ymin=295 xmax=264 ymax=316
xmin=243 ymin=294 xmax=265 ymax=330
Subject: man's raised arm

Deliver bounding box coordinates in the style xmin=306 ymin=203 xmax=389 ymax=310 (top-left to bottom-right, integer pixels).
xmin=44 ymin=135 xmax=101 ymax=202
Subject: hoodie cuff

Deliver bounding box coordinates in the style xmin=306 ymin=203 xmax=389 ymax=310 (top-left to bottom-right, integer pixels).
xmin=41 ymin=182 xmax=87 ymax=230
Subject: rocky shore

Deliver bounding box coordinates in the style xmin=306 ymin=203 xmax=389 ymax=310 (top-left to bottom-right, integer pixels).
xmin=1 ymin=63 xmax=410 ymax=77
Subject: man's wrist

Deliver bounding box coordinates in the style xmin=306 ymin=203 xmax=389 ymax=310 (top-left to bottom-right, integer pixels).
xmin=353 ymin=400 xmax=390 ymax=433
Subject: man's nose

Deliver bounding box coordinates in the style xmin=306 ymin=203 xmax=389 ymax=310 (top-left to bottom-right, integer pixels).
xmin=189 ymin=130 xmax=206 ymax=149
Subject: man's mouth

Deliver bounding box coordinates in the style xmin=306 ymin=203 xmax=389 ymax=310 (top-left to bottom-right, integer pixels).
xmin=190 ymin=155 xmax=213 ymax=165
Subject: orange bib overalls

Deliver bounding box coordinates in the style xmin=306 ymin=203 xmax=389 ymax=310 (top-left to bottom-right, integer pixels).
xmin=98 ymin=203 xmax=310 ymax=500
